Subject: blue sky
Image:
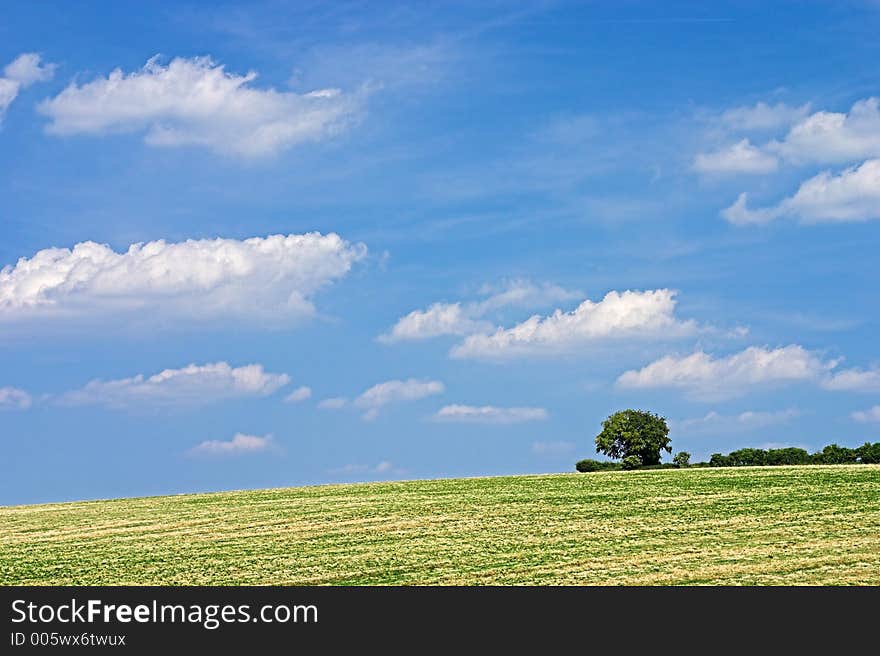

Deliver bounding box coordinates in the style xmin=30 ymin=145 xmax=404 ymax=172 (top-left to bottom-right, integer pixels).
xmin=2 ymin=1 xmax=879 ymax=504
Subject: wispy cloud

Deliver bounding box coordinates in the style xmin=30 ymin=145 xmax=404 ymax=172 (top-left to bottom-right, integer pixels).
xmin=329 ymin=460 xmax=402 ymax=477
xmin=717 ymin=101 xmax=811 ymax=132
xmin=38 ymin=55 xmax=368 ymax=158
xmin=189 ymin=432 xmax=274 ymax=456
xmin=0 ymin=53 xmax=55 ymax=121
xmin=434 ymin=404 xmax=548 ymax=424
xmin=822 ymin=367 xmax=880 ymax=392
xmin=59 ymin=362 xmax=290 ymax=408
xmin=355 ymin=378 xmax=444 ymax=420
xmin=531 ymin=441 xmax=576 ymax=456
xmin=693 ymin=139 xmax=779 ymax=175
xmin=672 ymin=408 xmax=801 ymax=434
xmin=283 ymin=386 xmax=312 ymax=403
xmin=852 ymin=406 xmax=880 ymax=423
xmin=0 ymin=386 xmax=32 ymax=410
xmin=317 ymin=397 xmax=348 ymax=410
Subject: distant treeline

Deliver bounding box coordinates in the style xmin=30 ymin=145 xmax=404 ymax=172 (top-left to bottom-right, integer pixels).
xmin=576 ymin=441 xmax=880 ymax=472
xmin=706 ymin=442 xmax=880 ymax=467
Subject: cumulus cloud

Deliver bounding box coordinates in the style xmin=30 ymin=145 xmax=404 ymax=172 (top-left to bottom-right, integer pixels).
xmin=722 ymin=159 xmax=880 ymax=225
xmin=355 ymin=378 xmax=444 ymax=420
xmin=617 ymin=345 xmax=834 ymax=400
xmin=189 ymin=433 xmax=273 ymax=456
xmin=380 ymin=280 xmax=580 ymax=343
xmin=822 ymin=367 xmax=880 ymax=392
xmin=708 ymin=98 xmax=880 ymax=170
xmin=434 ymin=404 xmax=548 ymax=424
xmin=708 ymin=98 xmax=880 ymax=228
xmin=719 ymin=101 xmax=812 ymax=132
xmin=451 ymin=289 xmax=699 ymax=360
xmin=381 ymin=303 xmax=492 ymax=343
xmin=0 ymin=386 xmax=32 ymax=410
xmin=852 ymin=406 xmax=880 ymax=423
xmin=693 ymin=139 xmax=779 ymax=175
xmin=0 ymin=53 xmax=55 ymax=121
xmin=317 ymin=397 xmax=347 ymax=410
xmin=673 ymin=408 xmax=801 ymax=434
xmin=531 ymin=441 xmax=576 ymax=456
xmin=770 ymin=97 xmax=880 ymax=165
xmin=284 ymin=386 xmax=312 ymax=403
xmin=59 ymin=362 xmax=290 ymax=408
xmin=0 ymin=232 xmax=366 ymax=328
xmin=37 ymin=55 xmax=366 ymax=157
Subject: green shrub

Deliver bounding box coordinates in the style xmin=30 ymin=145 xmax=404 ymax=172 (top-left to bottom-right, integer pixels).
xmin=857 ymin=442 xmax=880 ymax=464
xmin=672 ymin=451 xmax=691 ymax=468
xmin=621 ymin=455 xmax=642 ymax=470
xmin=765 ymin=447 xmax=810 ymax=465
xmin=814 ymin=443 xmax=858 ymax=464
xmin=575 ymin=459 xmax=619 ymax=473
xmin=727 ymin=448 xmax=767 ymax=466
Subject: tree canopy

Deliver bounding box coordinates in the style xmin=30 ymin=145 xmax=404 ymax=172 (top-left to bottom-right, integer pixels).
xmin=595 ymin=409 xmax=671 ymax=466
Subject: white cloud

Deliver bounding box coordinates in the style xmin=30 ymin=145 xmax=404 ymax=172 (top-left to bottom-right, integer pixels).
xmin=434 ymin=404 xmax=548 ymax=424
xmin=451 ymin=289 xmax=699 ymax=360
xmin=0 ymin=53 xmax=55 ymax=120
xmin=723 ymin=159 xmax=880 ymax=225
xmin=709 ymin=98 xmax=880 ymax=228
xmin=0 ymin=232 xmax=366 ymax=328
xmin=617 ymin=345 xmax=834 ymax=400
xmin=0 ymin=386 xmax=32 ymax=410
xmin=693 ymin=139 xmax=779 ymax=175
xmin=673 ymin=408 xmax=800 ymax=434
xmin=0 ymin=79 xmax=18 ymax=119
xmin=531 ymin=441 xmax=576 ymax=456
xmin=284 ymin=386 xmax=312 ymax=403
xmin=330 ymin=460 xmax=400 ymax=476
xmin=721 ymin=193 xmax=776 ymax=226
xmin=380 ymin=303 xmax=491 ymax=343
xmin=472 ymin=280 xmax=582 ymax=313
xmin=189 ymin=432 xmax=273 ymax=456
xmin=380 ymin=280 xmax=580 ymax=343
xmin=700 ymin=96 xmax=880 ymax=172
xmin=37 ymin=55 xmax=365 ymax=158
xmin=5 ymin=53 xmax=56 ymax=86
xmin=317 ymin=397 xmax=347 ymax=410
xmin=719 ymin=101 xmax=811 ymax=131
xmin=770 ymin=97 xmax=880 ymax=165
xmin=852 ymin=406 xmax=880 ymax=423
xmin=355 ymin=378 xmax=444 ymax=420
xmin=822 ymin=367 xmax=880 ymax=392
xmin=60 ymin=362 xmax=290 ymax=408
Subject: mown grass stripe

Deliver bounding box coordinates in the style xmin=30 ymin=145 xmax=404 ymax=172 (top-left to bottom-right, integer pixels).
xmin=2 ymin=465 xmax=878 ymax=585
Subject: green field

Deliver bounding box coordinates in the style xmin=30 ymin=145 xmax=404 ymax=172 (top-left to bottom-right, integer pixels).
xmin=3 ymin=465 xmax=880 ymax=585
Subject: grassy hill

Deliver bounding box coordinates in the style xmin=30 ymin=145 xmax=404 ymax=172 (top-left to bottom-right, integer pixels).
xmin=3 ymin=465 xmax=880 ymax=585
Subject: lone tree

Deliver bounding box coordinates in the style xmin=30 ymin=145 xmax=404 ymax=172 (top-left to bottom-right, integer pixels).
xmin=595 ymin=409 xmax=671 ymax=466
